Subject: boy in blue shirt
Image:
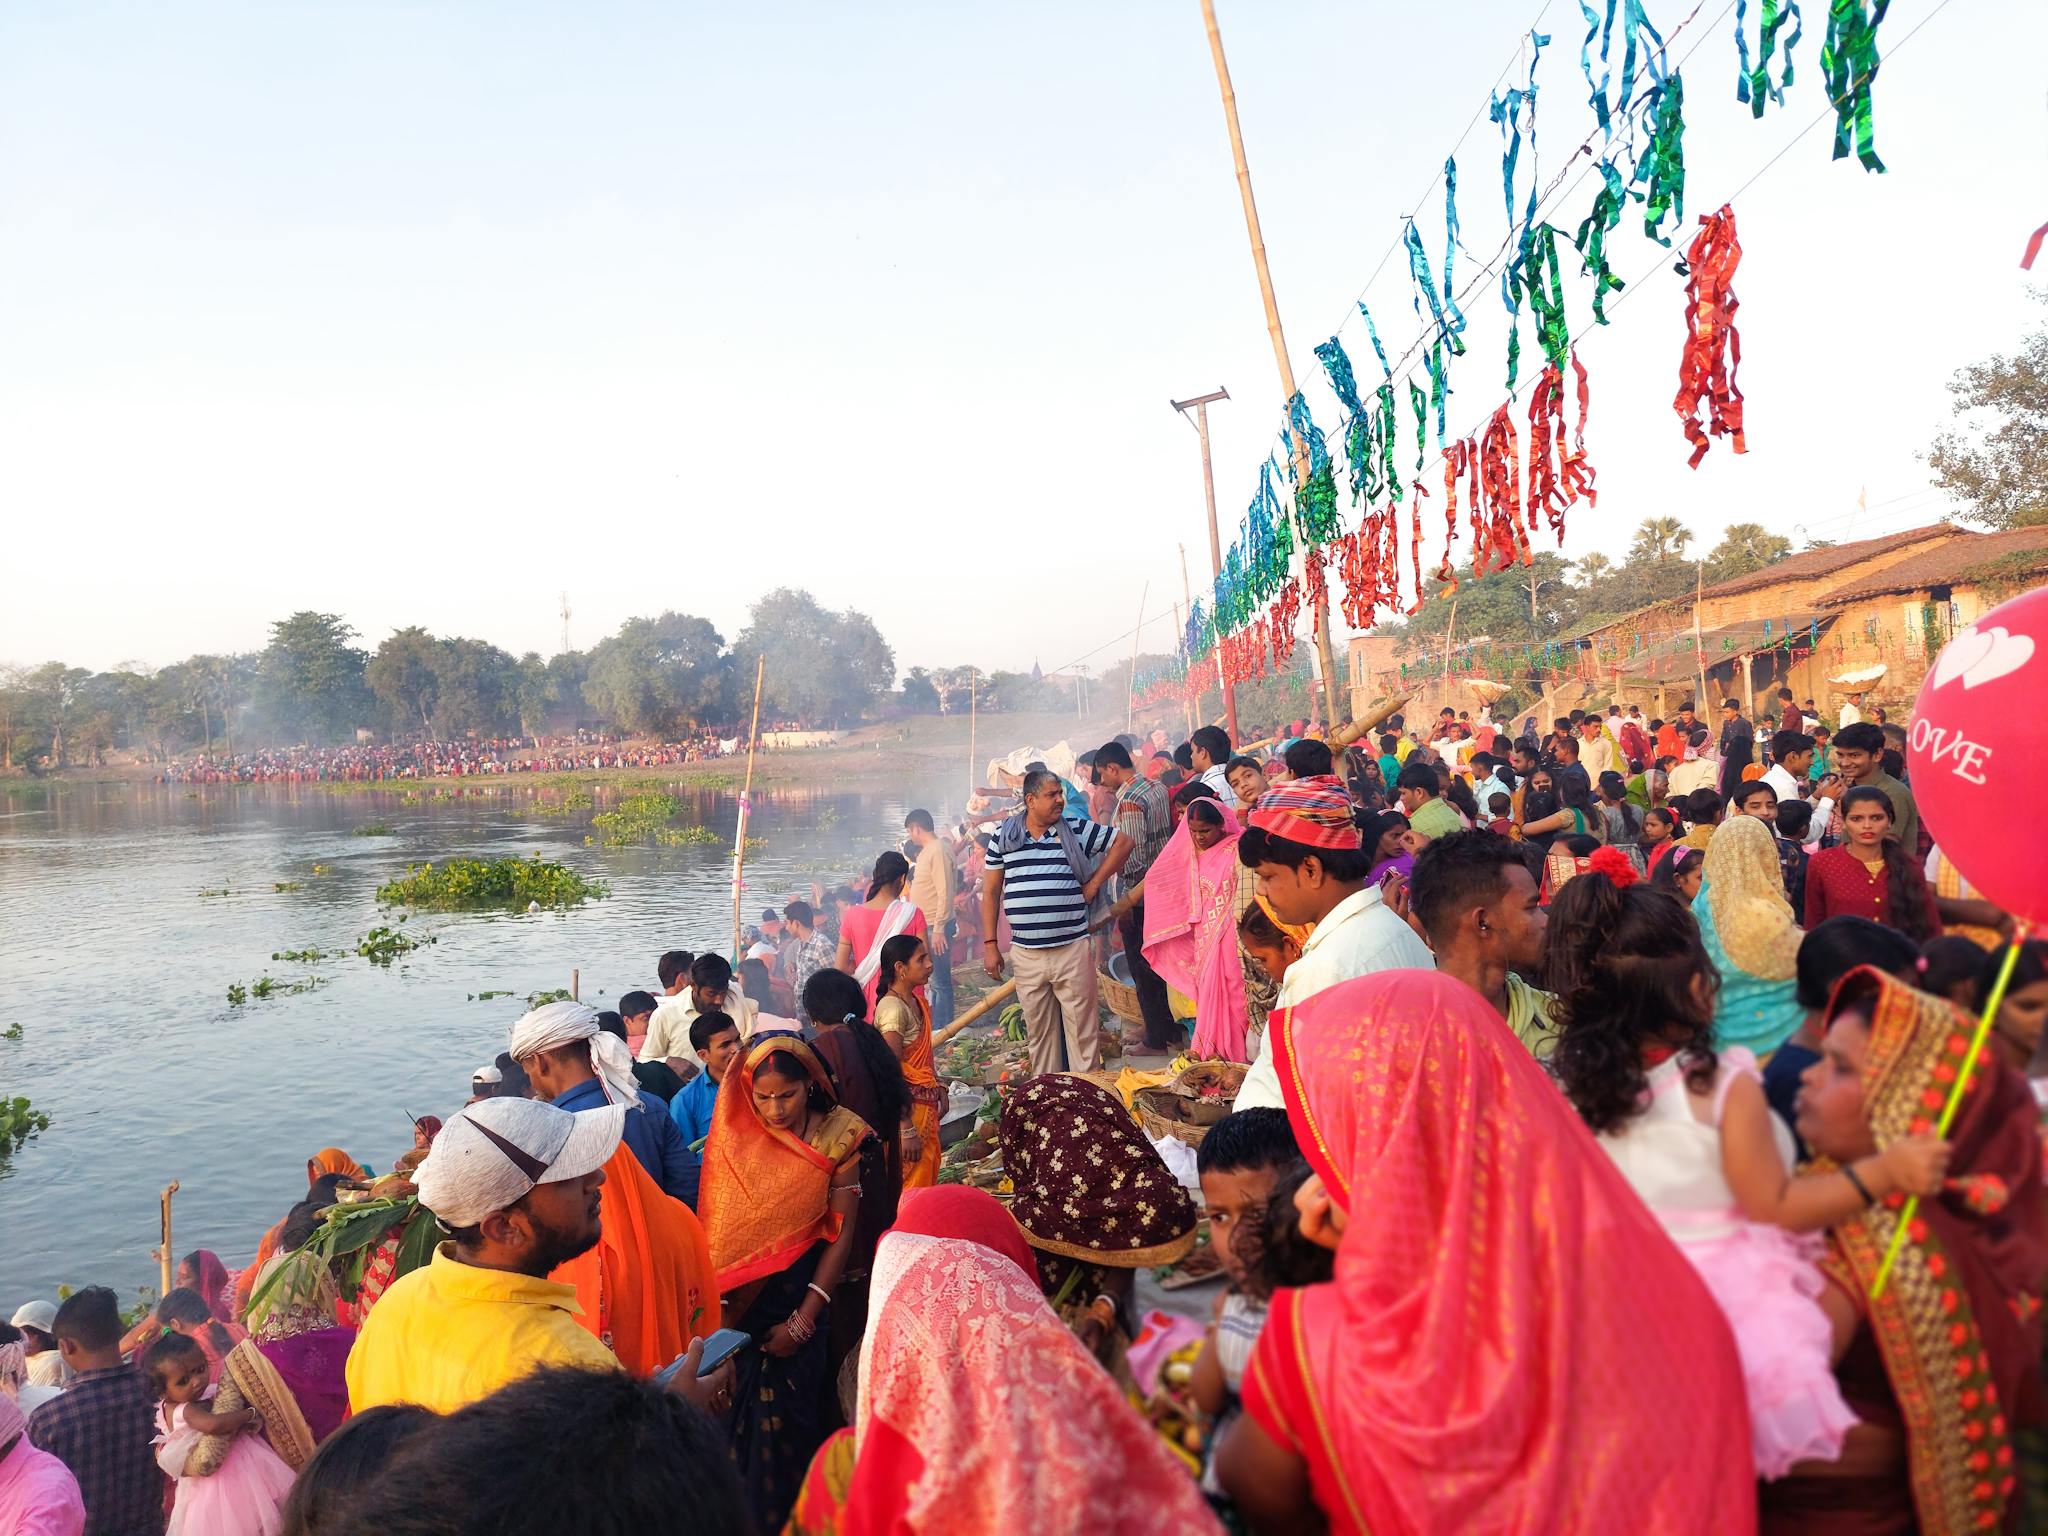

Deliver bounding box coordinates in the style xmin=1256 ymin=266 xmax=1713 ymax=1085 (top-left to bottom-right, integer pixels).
xmin=669 ymin=1010 xmax=742 ymax=1156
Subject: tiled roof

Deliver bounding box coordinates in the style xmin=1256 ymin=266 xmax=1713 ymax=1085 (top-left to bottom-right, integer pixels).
xmin=1697 ymin=524 xmax=1956 ymax=598
xmin=1820 ymin=525 xmax=2048 ymax=604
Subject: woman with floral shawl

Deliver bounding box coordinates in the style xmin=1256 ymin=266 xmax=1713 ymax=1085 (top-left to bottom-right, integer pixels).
xmin=1141 ymin=798 xmax=1253 ymax=1062
xmin=698 ymin=1036 xmax=871 ymax=1533
xmin=1694 ymin=815 xmax=1807 ymax=1056
xmin=785 ymin=1186 xmax=1221 ymax=1536
xmin=1762 ymin=967 xmax=2048 ymax=1534
xmin=1222 ymin=970 xmax=1755 ymax=1534
xmin=998 ymin=1074 xmax=1196 ymax=1381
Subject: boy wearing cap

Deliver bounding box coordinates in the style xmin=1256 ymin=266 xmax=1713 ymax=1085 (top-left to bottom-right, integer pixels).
xmin=1231 ymin=777 xmax=1436 ymax=1112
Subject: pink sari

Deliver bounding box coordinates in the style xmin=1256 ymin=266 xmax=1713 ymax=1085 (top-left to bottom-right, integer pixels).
xmin=840 ymin=900 xmax=926 ymax=1014
xmin=1140 ymin=820 xmax=1248 ymax=1061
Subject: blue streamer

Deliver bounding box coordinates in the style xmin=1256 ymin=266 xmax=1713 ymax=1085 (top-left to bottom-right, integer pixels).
xmin=1404 ymin=221 xmax=1468 ymax=357
xmin=1356 ymin=300 xmax=1392 ymax=380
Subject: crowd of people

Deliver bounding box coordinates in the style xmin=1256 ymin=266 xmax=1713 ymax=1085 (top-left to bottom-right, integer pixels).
xmin=6 ymin=686 xmax=2045 ymax=1535
xmin=153 ymin=724 xmax=823 ymax=785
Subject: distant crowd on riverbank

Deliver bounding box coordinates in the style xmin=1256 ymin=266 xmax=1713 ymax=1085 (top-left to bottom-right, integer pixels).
xmin=152 ymin=725 xmax=822 ymax=785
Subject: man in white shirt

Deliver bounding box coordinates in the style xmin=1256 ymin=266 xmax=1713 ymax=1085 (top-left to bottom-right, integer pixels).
xmin=1838 ymin=691 xmax=1864 ymax=729
xmin=1229 ymin=777 xmax=1435 ymax=1111
xmin=1577 ymin=716 xmax=1618 ymax=780
xmin=1189 ymin=724 xmax=1235 ymax=799
xmin=640 ymin=953 xmax=760 ymax=1070
xmin=1761 ymin=730 xmax=1836 ymax=832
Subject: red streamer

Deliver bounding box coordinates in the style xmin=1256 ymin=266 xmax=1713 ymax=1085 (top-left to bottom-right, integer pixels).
xmin=1437 ymin=447 xmax=1462 ymax=594
xmin=1474 ymin=405 xmax=1527 ymax=577
xmin=1675 ymin=203 xmax=1747 ymax=468
xmin=1406 ymin=480 xmax=1429 ymax=614
xmin=1525 ymin=349 xmax=1600 ymax=546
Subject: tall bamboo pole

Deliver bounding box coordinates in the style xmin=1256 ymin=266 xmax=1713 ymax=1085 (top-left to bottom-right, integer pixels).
xmin=1692 ymin=561 xmax=1709 ymax=710
xmin=730 ymin=656 xmax=765 ymax=965
xmin=1172 ymin=600 xmax=1197 ymax=740
xmin=1198 ymin=0 xmax=1343 ymax=727
xmin=968 ymin=667 xmax=978 ymax=791
xmin=1124 ymin=582 xmax=1149 ymax=735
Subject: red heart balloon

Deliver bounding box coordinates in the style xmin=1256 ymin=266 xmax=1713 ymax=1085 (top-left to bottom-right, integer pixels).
xmin=1907 ymin=584 xmax=2048 ymax=929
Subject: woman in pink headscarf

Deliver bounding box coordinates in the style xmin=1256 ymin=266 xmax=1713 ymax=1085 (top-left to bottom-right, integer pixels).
xmin=1221 ymin=970 xmax=1757 ymax=1534
xmin=1140 ymin=797 xmax=1251 ymax=1061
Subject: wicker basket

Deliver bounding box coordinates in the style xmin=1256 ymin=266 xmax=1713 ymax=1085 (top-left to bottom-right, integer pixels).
xmin=1100 ymin=959 xmax=1144 ymax=1027
xmin=1135 ymin=1086 xmax=1226 ymax=1148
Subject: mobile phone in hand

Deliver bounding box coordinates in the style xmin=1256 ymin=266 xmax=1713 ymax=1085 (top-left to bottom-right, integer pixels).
xmin=651 ymin=1327 xmax=752 ymax=1389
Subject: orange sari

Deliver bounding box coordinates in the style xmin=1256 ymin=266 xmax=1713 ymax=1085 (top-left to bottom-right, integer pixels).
xmin=1243 ymin=971 xmax=1755 ymax=1534
xmin=700 ymin=1038 xmax=869 ymax=1291
xmin=877 ymin=992 xmax=943 ymax=1188
xmin=551 ymin=1141 xmax=716 ymax=1376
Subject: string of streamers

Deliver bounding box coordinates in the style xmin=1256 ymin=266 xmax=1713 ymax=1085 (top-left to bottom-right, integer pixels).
xmin=1735 ymin=0 xmax=1804 ymax=115
xmin=1490 ymin=29 xmax=1551 ymax=390
xmin=1674 ymin=203 xmax=1747 ymax=467
xmin=1516 ymin=224 xmax=1573 ymax=373
xmin=1638 ymin=72 xmax=1687 ymax=246
xmin=1820 ymin=0 xmax=1889 ymax=172
xmin=1403 ymin=211 xmax=1468 ymax=359
xmin=1439 ymin=441 xmax=1466 ymax=594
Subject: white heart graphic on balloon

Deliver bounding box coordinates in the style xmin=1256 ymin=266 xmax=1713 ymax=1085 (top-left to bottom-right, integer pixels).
xmin=1933 ymin=625 xmax=1995 ymax=689
xmin=1959 ymin=626 xmax=2034 ymax=690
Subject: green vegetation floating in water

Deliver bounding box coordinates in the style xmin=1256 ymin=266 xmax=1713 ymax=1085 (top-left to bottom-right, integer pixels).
xmin=272 ymin=947 xmax=329 ymax=963
xmin=352 ymin=823 xmax=395 ymax=837
xmin=589 ymin=792 xmax=684 ymax=846
xmin=471 ymin=989 xmax=514 ymax=1001
xmin=229 ymin=975 xmax=328 ymax=1004
xmin=199 ymin=885 xmax=236 ymax=898
xmin=356 ymin=925 xmax=435 ymax=965
xmin=0 ymin=1096 xmax=42 ymax=1153
xmin=2 ymin=1022 xmax=21 ymax=1041
xmin=526 ymin=988 xmax=572 ymax=1007
xmin=376 ymin=855 xmax=607 ymax=911
xmin=273 ymin=881 xmax=303 ymax=893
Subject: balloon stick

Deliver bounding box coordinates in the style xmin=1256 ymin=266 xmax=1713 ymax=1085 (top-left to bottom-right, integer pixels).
xmin=1870 ymin=922 xmax=2032 ymax=1298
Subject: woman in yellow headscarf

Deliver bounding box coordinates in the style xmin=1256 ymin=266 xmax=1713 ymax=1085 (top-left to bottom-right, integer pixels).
xmin=1692 ymin=815 xmax=1805 ymax=1056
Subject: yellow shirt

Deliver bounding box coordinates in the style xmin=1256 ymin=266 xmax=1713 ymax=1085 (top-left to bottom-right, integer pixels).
xmin=345 ymin=1243 xmax=618 ymax=1413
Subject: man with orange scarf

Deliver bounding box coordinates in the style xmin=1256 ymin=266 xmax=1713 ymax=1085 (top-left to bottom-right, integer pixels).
xmin=509 ymin=1002 xmax=716 ymax=1376
xmin=1219 ymin=971 xmax=1755 ymax=1533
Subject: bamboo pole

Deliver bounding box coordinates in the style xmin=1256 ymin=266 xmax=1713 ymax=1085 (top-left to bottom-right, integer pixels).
xmin=157 ymin=1181 xmax=179 ymax=1297
xmin=933 ymin=978 xmax=1018 ymax=1048
xmin=1124 ymin=581 xmax=1149 ymax=736
xmin=1440 ymin=589 xmax=1461 ymax=707
xmin=1198 ymin=0 xmax=1343 ymax=727
xmin=730 ymin=655 xmax=766 ymax=965
xmin=968 ymin=667 xmax=977 ymax=792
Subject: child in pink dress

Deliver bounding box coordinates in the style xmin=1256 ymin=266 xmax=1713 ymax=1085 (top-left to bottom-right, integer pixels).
xmin=1550 ymin=881 xmax=1954 ymax=1478
xmin=144 ymin=1333 xmax=296 ymax=1536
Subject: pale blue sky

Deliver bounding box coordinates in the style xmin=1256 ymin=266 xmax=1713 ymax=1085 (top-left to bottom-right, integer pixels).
xmin=1 ymin=0 xmax=2039 ymax=678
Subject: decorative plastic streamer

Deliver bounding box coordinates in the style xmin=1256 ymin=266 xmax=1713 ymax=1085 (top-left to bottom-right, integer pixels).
xmin=1404 ymin=220 xmax=1468 ymax=358
xmin=1439 ymin=440 xmax=1468 ymax=592
xmin=1356 ymin=301 xmax=1393 ymax=380
xmin=1408 ymin=378 xmax=1428 ymax=471
xmin=1476 ymin=404 xmax=1530 ymax=576
xmin=1375 ymin=384 xmax=1402 ymax=505
xmin=1315 ymin=336 xmax=1378 ymax=511
xmin=1735 ymin=0 xmax=1804 ymax=116
xmin=1285 ymin=393 xmax=1342 ymax=546
xmin=1579 ymin=0 xmax=1668 ymax=141
xmin=1573 ymin=160 xmax=1635 ymax=322
xmin=1820 ymin=0 xmax=1888 ymax=172
xmin=1490 ymin=30 xmax=1550 ymax=390
xmin=1674 ymin=203 xmax=1747 ymax=467
xmin=1636 ymin=72 xmax=1687 ymax=246
xmin=1516 ymin=225 xmax=1572 ymax=375
xmin=1428 ymin=341 xmax=1453 ymax=446
xmin=1407 ymin=480 xmax=1430 ymax=615
xmin=1526 ymin=350 xmax=1599 ymax=544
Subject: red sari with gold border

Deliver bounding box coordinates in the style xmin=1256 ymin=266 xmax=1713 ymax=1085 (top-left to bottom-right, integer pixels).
xmin=1242 ymin=970 xmax=1757 ymax=1534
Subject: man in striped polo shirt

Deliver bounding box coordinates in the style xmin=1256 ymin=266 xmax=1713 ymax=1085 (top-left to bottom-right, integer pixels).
xmin=981 ymin=768 xmax=1134 ymax=1074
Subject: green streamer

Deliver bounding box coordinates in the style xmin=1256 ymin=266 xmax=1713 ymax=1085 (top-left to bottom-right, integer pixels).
xmin=1429 ymin=340 xmax=1452 ymax=447
xmin=1375 ymin=384 xmax=1402 ymax=504
xmin=1408 ymin=378 xmax=1428 ymax=471
xmin=1572 ymin=160 xmax=1634 ymax=322
xmin=1315 ymin=335 xmax=1377 ymax=507
xmin=1287 ymin=392 xmax=1341 ymax=545
xmin=1820 ymin=0 xmax=1888 ymax=172
xmin=1517 ymin=225 xmax=1571 ymax=374
xmin=1492 ymin=30 xmax=1550 ymax=390
xmin=1636 ymin=72 xmax=1686 ymax=247
xmin=1736 ymin=0 xmax=1804 ymax=116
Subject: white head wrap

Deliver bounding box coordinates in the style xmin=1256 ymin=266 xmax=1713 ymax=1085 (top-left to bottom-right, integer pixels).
xmin=508 ymin=1000 xmax=641 ymax=1109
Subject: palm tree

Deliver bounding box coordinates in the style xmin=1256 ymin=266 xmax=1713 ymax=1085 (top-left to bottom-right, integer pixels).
xmin=1574 ymin=552 xmax=1615 ymax=584
xmin=1628 ymin=516 xmax=1694 ymax=566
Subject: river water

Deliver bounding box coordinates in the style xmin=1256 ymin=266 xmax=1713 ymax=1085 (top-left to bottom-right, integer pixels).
xmin=0 ymin=774 xmax=946 ymax=1305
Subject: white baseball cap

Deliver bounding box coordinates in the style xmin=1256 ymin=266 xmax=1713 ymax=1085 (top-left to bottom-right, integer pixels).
xmin=414 ymin=1097 xmax=623 ymax=1229
xmin=9 ymin=1300 xmax=57 ymax=1333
